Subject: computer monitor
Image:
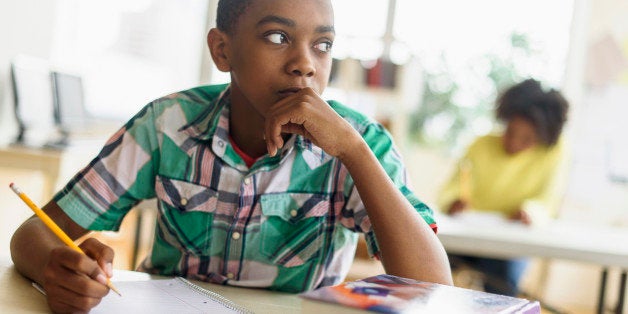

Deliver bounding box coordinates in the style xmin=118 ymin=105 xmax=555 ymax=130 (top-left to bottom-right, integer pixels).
xmin=51 ymin=71 xmax=88 ymax=133
xmin=10 ymin=56 xmax=57 ymax=146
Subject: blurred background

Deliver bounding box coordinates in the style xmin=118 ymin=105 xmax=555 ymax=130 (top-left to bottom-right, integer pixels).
xmin=1 ymin=0 xmax=627 ymax=312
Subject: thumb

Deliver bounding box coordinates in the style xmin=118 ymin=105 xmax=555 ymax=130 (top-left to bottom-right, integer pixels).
xmin=80 ymin=237 xmax=115 ymax=277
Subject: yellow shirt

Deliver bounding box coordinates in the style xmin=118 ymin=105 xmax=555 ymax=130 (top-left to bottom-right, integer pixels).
xmin=437 ymin=134 xmax=567 ymax=223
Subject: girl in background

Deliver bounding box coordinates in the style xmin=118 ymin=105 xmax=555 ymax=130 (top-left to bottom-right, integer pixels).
xmin=438 ymin=78 xmax=570 ymax=296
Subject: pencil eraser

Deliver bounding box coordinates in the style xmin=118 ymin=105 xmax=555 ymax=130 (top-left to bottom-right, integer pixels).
xmin=9 ymin=182 xmax=14 ymax=188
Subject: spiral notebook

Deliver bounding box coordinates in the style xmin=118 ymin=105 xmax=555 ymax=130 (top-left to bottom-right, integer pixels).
xmin=92 ymin=277 xmax=252 ymax=314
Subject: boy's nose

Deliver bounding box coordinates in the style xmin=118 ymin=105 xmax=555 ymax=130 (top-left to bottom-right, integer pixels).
xmin=287 ymin=47 xmax=316 ymax=77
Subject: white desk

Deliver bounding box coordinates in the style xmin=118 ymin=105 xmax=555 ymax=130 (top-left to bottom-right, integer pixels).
xmin=0 ymin=258 xmax=367 ymax=314
xmin=436 ymin=212 xmax=628 ymax=314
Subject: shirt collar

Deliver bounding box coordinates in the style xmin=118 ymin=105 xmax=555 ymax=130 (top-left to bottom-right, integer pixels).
xmin=179 ymin=84 xmax=333 ymax=170
xmin=179 ymin=85 xmax=231 ymax=141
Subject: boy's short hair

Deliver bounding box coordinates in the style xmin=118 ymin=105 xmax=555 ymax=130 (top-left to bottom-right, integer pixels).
xmin=496 ymin=79 xmax=569 ymax=146
xmin=216 ymin=0 xmax=253 ymax=35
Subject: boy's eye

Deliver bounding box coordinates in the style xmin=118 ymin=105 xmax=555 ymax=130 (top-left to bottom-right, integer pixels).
xmin=314 ymin=41 xmax=333 ymax=53
xmin=266 ymin=33 xmax=288 ymax=44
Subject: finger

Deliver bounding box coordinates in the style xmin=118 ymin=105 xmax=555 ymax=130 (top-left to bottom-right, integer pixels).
xmin=263 ymin=93 xmax=299 ymax=156
xmin=263 ymin=124 xmax=279 ymax=157
xmin=47 ymin=284 xmax=104 ymax=313
xmin=264 ymin=116 xmax=285 ymax=157
xmin=49 ymin=247 xmax=110 ymax=295
xmin=263 ymin=113 xmax=280 ymax=157
xmin=43 ymin=267 xmax=109 ymax=307
xmin=56 ymin=247 xmax=105 ymax=280
xmin=80 ymin=238 xmax=115 ymax=277
xmin=281 ymin=123 xmax=308 ymax=138
xmin=266 ymin=104 xmax=309 ymax=148
xmin=281 ymin=123 xmax=319 ymax=148
xmin=47 ymin=297 xmax=88 ymax=314
xmin=54 ymin=269 xmax=109 ymax=298
xmin=265 ymin=91 xmax=323 ymax=156
xmin=266 ymin=141 xmax=276 ymax=157
xmin=50 ymin=246 xmax=100 ymax=277
xmin=270 ymin=115 xmax=291 ymax=148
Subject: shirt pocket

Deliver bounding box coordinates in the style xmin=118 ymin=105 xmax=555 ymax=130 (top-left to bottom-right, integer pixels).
xmin=260 ymin=193 xmax=331 ymax=267
xmin=155 ymin=175 xmax=219 ymax=255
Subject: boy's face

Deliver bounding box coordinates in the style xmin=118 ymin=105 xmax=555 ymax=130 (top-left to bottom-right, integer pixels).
xmin=220 ymin=0 xmax=334 ymax=117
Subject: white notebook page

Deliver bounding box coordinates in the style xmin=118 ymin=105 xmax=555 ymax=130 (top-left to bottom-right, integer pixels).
xmin=92 ymin=278 xmax=251 ymax=314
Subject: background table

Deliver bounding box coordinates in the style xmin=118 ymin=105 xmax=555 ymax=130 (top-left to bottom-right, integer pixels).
xmin=0 ymin=144 xmax=102 ymax=200
xmin=436 ymin=212 xmax=628 ymax=314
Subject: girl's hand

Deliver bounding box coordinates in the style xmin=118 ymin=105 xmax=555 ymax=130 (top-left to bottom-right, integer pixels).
xmin=447 ymin=199 xmax=468 ymax=216
xmin=264 ymin=87 xmax=360 ymax=159
xmin=508 ymin=208 xmax=532 ymax=225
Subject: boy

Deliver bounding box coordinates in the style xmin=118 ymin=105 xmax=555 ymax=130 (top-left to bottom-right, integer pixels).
xmin=11 ymin=0 xmax=452 ymax=312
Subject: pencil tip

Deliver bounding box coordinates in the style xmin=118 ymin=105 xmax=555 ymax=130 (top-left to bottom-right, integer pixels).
xmin=9 ymin=182 xmax=13 ymax=188
xmin=110 ymin=285 xmax=122 ymax=296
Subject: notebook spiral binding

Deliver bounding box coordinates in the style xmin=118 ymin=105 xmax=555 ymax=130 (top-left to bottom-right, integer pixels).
xmin=176 ymin=277 xmax=254 ymax=313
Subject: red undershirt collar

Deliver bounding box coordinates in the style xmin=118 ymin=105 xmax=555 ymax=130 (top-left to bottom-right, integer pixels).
xmin=229 ymin=135 xmax=258 ymax=168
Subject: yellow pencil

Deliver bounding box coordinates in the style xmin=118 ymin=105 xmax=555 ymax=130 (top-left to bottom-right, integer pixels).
xmin=9 ymin=183 xmax=121 ymax=296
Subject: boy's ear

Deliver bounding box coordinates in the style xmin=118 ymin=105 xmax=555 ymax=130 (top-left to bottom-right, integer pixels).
xmin=207 ymin=28 xmax=231 ymax=72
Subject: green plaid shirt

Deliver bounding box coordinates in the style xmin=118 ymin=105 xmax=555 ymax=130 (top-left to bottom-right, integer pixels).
xmin=55 ymin=84 xmax=436 ymax=292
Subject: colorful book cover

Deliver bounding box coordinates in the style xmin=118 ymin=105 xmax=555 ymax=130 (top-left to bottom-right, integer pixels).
xmin=300 ymin=274 xmax=540 ymax=314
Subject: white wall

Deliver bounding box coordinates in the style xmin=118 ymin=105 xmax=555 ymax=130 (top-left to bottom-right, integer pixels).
xmin=543 ymin=0 xmax=628 ymax=312
xmin=0 ymin=0 xmax=58 ymax=146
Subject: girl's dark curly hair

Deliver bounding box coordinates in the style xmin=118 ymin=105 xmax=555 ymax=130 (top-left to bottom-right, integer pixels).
xmin=496 ymin=79 xmax=569 ymax=146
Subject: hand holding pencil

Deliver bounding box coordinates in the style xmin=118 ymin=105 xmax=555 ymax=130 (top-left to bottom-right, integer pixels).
xmin=9 ymin=183 xmax=121 ymax=297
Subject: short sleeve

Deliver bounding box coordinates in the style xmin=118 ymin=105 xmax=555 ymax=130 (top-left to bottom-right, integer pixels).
xmin=341 ymin=122 xmax=436 ymax=258
xmin=54 ymin=104 xmax=160 ymax=231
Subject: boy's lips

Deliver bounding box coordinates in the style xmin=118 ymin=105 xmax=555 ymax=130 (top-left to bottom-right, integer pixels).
xmin=277 ymin=87 xmax=303 ymax=99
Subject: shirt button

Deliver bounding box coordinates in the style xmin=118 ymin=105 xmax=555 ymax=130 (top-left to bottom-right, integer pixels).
xmin=232 ymin=232 xmax=241 ymax=240
xmin=180 ymin=198 xmax=188 ymax=206
xmin=290 ymin=209 xmax=298 ymax=217
xmin=227 ymin=273 xmax=234 ymax=279
xmin=243 ymin=177 xmax=251 ymax=185
xmin=217 ymin=140 xmax=225 ymax=147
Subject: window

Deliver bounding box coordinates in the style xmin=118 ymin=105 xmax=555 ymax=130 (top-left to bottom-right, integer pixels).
xmin=332 ymin=0 xmax=389 ymax=60
xmin=50 ymin=0 xmax=209 ymax=120
xmin=394 ymin=0 xmax=574 ymax=150
xmin=328 ymin=0 xmax=574 ymax=150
